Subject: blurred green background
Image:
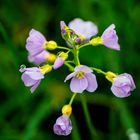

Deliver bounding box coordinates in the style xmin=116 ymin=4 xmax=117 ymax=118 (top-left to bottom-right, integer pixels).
xmin=0 ymin=0 xmax=140 ymax=140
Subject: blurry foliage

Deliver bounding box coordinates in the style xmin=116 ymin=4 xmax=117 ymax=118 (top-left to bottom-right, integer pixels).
xmin=0 ymin=0 xmax=140 ymax=140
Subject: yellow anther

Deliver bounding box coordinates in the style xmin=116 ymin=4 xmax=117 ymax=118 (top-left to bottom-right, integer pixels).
xmin=46 ymin=53 xmax=56 ymax=63
xmin=75 ymin=71 xmax=85 ymax=79
xmin=43 ymin=41 xmax=57 ymax=50
xmin=106 ymin=71 xmax=117 ymax=82
xmin=62 ymin=105 xmax=72 ymax=117
xmin=90 ymin=37 xmax=103 ymax=46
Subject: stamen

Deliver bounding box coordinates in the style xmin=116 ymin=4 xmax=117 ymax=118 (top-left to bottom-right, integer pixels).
xmin=75 ymin=71 xmax=85 ymax=79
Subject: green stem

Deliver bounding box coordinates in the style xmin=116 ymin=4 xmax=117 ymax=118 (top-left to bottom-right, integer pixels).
xmin=79 ymin=43 xmax=91 ymax=49
xmin=91 ymin=67 xmax=106 ymax=75
xmin=73 ymin=45 xmax=80 ymax=65
xmin=65 ymin=60 xmax=74 ymax=64
xmin=69 ymin=93 xmax=77 ymax=106
xmin=64 ymin=62 xmax=74 ymax=71
xmin=57 ymin=46 xmax=71 ymax=51
xmin=71 ymin=115 xmax=82 ymax=140
xmin=80 ymin=95 xmax=99 ymax=140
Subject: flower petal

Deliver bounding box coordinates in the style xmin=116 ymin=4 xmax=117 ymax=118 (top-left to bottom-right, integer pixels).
xmin=70 ymin=77 xmax=88 ymax=93
xmin=120 ymin=73 xmax=136 ymax=90
xmin=28 ymin=29 xmax=46 ymax=43
xmin=21 ymin=73 xmax=37 ymax=87
xmin=74 ymin=65 xmax=93 ymax=73
xmin=101 ymin=24 xmax=120 ymax=50
xmin=25 ymin=68 xmax=44 ymax=80
xmin=64 ymin=72 xmax=76 ymax=82
xmin=85 ymin=73 xmax=98 ymax=92
xmin=68 ymin=18 xmax=98 ymax=40
xmin=113 ymin=75 xmax=132 ymax=87
xmin=28 ymin=50 xmax=49 ymax=65
xmin=26 ymin=29 xmax=46 ymax=55
xmin=30 ymin=80 xmax=41 ymax=93
xmin=111 ymin=85 xmax=131 ymax=98
xmin=60 ymin=21 xmax=66 ymax=30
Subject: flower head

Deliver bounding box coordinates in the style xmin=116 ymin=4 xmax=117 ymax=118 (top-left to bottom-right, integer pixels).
xmin=101 ymin=24 xmax=120 ymax=50
xmin=111 ymin=73 xmax=136 ymax=97
xmin=53 ymin=115 xmax=72 ymax=136
xmin=65 ymin=65 xmax=98 ymax=93
xmin=26 ymin=29 xmax=57 ymax=65
xmin=19 ymin=65 xmax=44 ymax=93
xmin=68 ymin=18 xmax=98 ymax=41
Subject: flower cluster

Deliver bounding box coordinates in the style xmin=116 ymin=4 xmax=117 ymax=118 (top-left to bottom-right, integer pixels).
xmin=20 ymin=18 xmax=136 ymax=136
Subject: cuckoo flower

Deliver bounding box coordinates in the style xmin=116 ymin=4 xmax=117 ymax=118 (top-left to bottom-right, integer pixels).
xmin=111 ymin=73 xmax=136 ymax=98
xmin=53 ymin=115 xmax=72 ymax=136
xmin=68 ymin=18 xmax=98 ymax=41
xmin=19 ymin=65 xmax=44 ymax=93
xmin=101 ymin=24 xmax=120 ymax=50
xmin=65 ymin=65 xmax=98 ymax=93
xmin=26 ymin=29 xmax=50 ymax=65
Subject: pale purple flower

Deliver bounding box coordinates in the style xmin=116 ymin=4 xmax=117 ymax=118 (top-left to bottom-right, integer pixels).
xmin=53 ymin=115 xmax=72 ymax=136
xmin=111 ymin=73 xmax=136 ymax=98
xmin=65 ymin=65 xmax=98 ymax=93
xmin=19 ymin=65 xmax=44 ymax=93
xmin=53 ymin=57 xmax=64 ymax=70
xmin=68 ymin=18 xmax=98 ymax=41
xmin=101 ymin=24 xmax=120 ymax=50
xmin=26 ymin=29 xmax=49 ymax=65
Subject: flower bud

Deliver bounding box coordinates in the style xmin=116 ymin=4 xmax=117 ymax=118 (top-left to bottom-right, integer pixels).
xmin=59 ymin=52 xmax=68 ymax=60
xmin=61 ymin=105 xmax=72 ymax=116
xmin=39 ymin=64 xmax=52 ymax=74
xmin=53 ymin=52 xmax=68 ymax=70
xmin=53 ymin=57 xmax=64 ymax=70
xmin=106 ymin=71 xmax=117 ymax=82
xmin=90 ymin=37 xmax=103 ymax=46
xmin=44 ymin=41 xmax=57 ymax=50
xmin=75 ymin=37 xmax=81 ymax=44
xmin=46 ymin=53 xmax=56 ymax=63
